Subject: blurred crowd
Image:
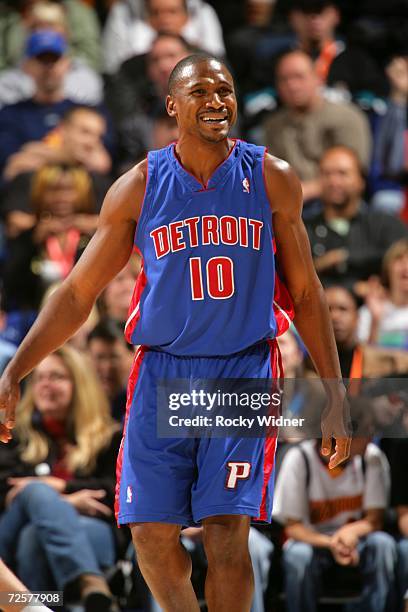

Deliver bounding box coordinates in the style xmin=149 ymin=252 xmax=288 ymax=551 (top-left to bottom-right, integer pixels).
xmin=0 ymin=0 xmax=407 ymax=611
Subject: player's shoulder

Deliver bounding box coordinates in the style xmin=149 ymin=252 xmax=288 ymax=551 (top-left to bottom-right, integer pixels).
xmin=101 ymin=158 xmax=148 ymax=222
xmin=262 ymin=153 xmax=302 ymax=214
xmin=107 ymin=158 xmax=147 ymax=200
xmin=264 ymin=152 xmax=296 ymax=180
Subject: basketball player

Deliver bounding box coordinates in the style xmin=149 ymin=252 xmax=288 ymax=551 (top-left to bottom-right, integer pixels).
xmin=0 ymin=55 xmax=350 ymax=611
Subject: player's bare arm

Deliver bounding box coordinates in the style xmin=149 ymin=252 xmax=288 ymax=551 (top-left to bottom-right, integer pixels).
xmin=264 ymin=153 xmax=351 ymax=468
xmin=0 ymin=160 xmax=147 ymax=443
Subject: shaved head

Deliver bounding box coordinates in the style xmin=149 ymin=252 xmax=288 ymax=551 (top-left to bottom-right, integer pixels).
xmin=168 ymin=53 xmax=230 ymax=95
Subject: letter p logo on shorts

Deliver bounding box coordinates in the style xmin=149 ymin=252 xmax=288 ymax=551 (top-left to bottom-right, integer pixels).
xmin=225 ymin=461 xmax=251 ymax=489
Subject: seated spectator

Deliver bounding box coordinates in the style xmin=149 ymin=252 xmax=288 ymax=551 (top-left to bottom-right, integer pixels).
xmin=151 ymin=108 xmax=179 ymax=150
xmin=3 ymin=105 xmax=112 ymax=185
xmin=106 ymin=32 xmax=190 ymax=166
xmin=39 ymin=282 xmax=101 ymax=354
xmin=0 ymin=345 xmax=121 ymax=609
xmin=380 ymin=437 xmax=408 ymax=609
xmin=0 ymin=30 xmax=113 ymax=183
xmin=287 ymin=0 xmax=386 ymax=96
xmin=0 ymin=2 xmax=103 ymax=110
xmin=102 ymin=0 xmax=225 ymax=74
xmin=87 ymin=320 xmax=134 ymax=423
xmin=358 ymin=239 xmax=408 ymax=350
xmin=277 ymin=328 xmax=325 ymax=442
xmin=98 ymin=258 xmax=140 ymax=328
xmin=305 ymin=147 xmax=407 ymax=289
xmin=325 ymin=285 xmax=408 ymax=378
xmin=3 ymin=163 xmax=98 ymax=312
xmin=325 ymin=285 xmax=364 ymax=378
xmin=263 ymin=51 xmax=372 ymax=205
xmin=0 ymin=0 xmax=102 ymax=72
xmin=273 ymin=402 xmax=397 ymax=612
xmin=226 ymin=0 xmax=290 ymax=104
xmin=278 ymin=327 xmax=305 ymax=378
xmin=370 ymin=55 xmax=408 ymax=216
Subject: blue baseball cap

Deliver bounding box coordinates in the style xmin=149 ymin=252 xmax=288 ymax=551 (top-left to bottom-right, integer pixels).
xmin=25 ymin=30 xmax=67 ymax=58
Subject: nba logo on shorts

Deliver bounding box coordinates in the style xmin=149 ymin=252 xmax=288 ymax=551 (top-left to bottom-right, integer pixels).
xmin=126 ymin=485 xmax=133 ymax=503
xmin=242 ymin=177 xmax=250 ymax=193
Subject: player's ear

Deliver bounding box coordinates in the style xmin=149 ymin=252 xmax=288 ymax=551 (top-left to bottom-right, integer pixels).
xmin=166 ymin=95 xmax=177 ymax=117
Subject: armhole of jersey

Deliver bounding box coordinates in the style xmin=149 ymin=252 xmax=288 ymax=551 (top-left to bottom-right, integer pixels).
xmin=134 ymin=150 xmax=157 ymax=249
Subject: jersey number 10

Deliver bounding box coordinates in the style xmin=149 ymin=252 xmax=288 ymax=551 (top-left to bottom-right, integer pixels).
xmin=189 ymin=256 xmax=234 ymax=300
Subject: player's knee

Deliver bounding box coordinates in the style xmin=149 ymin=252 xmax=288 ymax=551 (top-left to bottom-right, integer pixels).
xmin=203 ymin=516 xmax=251 ymax=566
xmin=130 ymin=523 xmax=180 ymax=557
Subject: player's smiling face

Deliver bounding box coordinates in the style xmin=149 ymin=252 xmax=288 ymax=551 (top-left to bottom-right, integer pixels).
xmin=167 ymin=59 xmax=237 ymax=143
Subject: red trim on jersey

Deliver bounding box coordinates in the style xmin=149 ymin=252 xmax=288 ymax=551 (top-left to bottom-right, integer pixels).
xmin=262 ymin=148 xmax=295 ymax=336
xmin=273 ymin=271 xmax=295 ymax=336
xmin=115 ymin=346 xmax=147 ymax=525
xmin=257 ymin=340 xmax=282 ymax=521
xmin=172 ymin=139 xmax=238 ymax=190
xmin=125 ymin=259 xmax=147 ymax=343
xmin=137 ymin=155 xmax=150 ymax=224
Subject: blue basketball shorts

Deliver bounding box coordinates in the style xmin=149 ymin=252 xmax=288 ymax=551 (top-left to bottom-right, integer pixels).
xmin=115 ymin=341 xmax=280 ymax=526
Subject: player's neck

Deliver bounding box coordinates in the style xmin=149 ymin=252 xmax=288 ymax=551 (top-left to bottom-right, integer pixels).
xmin=175 ymin=137 xmax=234 ymax=187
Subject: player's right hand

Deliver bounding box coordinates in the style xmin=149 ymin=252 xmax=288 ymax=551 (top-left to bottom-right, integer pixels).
xmin=0 ymin=374 xmax=20 ymax=443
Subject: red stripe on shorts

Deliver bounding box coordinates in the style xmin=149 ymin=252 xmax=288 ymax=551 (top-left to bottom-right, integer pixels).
xmin=257 ymin=340 xmax=282 ymax=521
xmin=114 ymin=345 xmax=147 ymax=525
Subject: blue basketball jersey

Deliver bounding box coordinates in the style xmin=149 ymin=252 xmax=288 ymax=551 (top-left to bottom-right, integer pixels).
xmin=125 ymin=140 xmax=293 ymax=356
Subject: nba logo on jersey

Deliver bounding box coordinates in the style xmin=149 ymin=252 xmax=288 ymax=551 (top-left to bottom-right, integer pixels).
xmin=126 ymin=485 xmax=133 ymax=503
xmin=242 ymin=177 xmax=250 ymax=193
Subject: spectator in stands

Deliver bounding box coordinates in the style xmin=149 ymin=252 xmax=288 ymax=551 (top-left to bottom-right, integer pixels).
xmin=381 ymin=437 xmax=408 ymax=610
xmin=226 ymin=0 xmax=288 ymax=103
xmin=98 ymin=259 xmax=139 ymax=327
xmin=370 ymin=55 xmax=408 ymax=216
xmin=0 ymin=31 xmax=113 ymax=183
xmin=0 ymin=345 xmax=120 ymax=609
xmin=287 ymin=0 xmax=386 ymax=96
xmin=2 ymin=106 xmax=112 ymax=237
xmin=3 ymin=105 xmax=111 ymax=186
xmin=277 ymin=328 xmax=325 ymax=442
xmin=87 ymin=321 xmax=134 ymax=423
xmin=3 ymin=163 xmax=98 ymax=313
xmin=305 ymin=147 xmax=407 ymax=288
xmin=0 ymin=2 xmax=103 ymax=109
xmin=273 ymin=400 xmax=397 ymax=612
xmin=358 ymin=239 xmax=408 ymax=350
xmin=102 ymin=0 xmax=225 ymax=74
xmin=263 ymin=51 xmax=372 ymax=205
xmin=325 ymin=285 xmax=362 ymax=378
xmin=278 ymin=327 xmax=305 ymax=378
xmin=0 ymin=0 xmax=102 ymax=72
xmin=106 ymin=32 xmax=191 ymax=166
xmin=151 ymin=108 xmax=179 ymax=149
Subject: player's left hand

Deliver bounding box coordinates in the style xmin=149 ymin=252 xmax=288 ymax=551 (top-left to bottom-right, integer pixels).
xmin=320 ymin=386 xmax=352 ymax=469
